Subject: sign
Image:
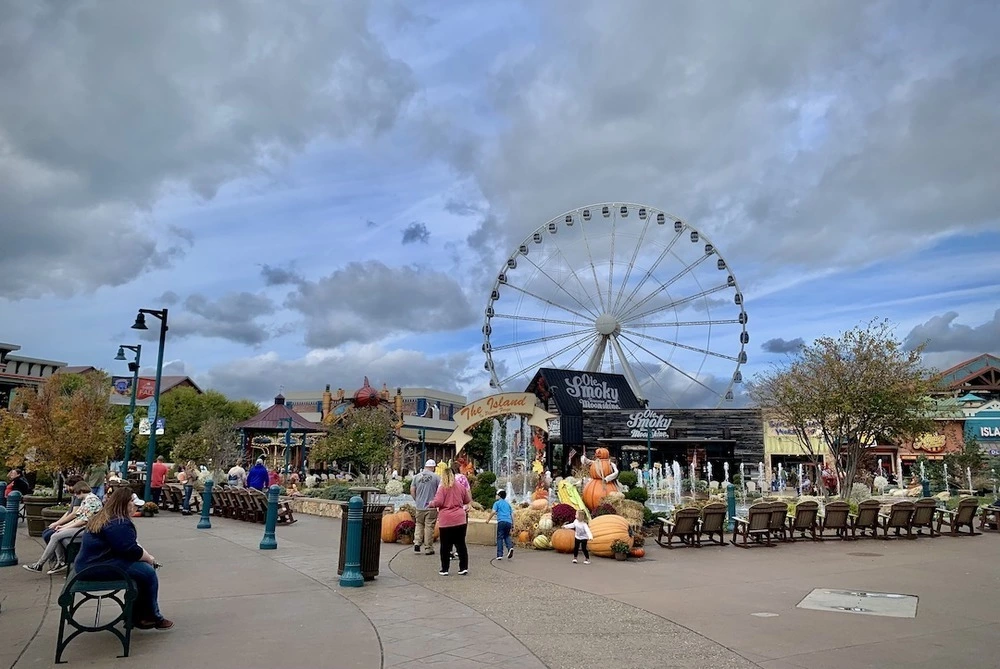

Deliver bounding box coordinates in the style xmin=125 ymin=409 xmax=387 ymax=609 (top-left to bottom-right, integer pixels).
xmin=111 ymin=376 xmax=157 ymax=401
xmin=147 ymin=398 xmax=157 ymax=422
xmin=547 ymin=418 xmax=561 ymax=439
xmin=445 ymin=393 xmax=556 ymax=452
xmin=626 ymin=410 xmax=673 ymax=439
xmin=527 ymin=368 xmax=642 ymax=415
xmin=123 ymin=414 xmax=134 ymax=434
xmin=564 ymin=373 xmax=621 ymax=409
xmin=138 ymin=417 xmax=165 ymax=436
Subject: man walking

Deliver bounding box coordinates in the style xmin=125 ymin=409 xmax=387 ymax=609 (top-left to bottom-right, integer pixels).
xmin=150 ymin=456 xmax=168 ymax=506
xmin=410 ymin=459 xmax=440 ymax=555
xmin=85 ymin=460 xmax=108 ymax=500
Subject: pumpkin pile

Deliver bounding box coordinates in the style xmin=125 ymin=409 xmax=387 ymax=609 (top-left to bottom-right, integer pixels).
xmin=381 ymin=508 xmax=415 ymax=543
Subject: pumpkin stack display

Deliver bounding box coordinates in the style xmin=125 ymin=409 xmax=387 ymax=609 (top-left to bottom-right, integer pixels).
xmin=582 ymin=448 xmax=620 ymax=511
xmin=381 ymin=508 xmax=414 ymax=543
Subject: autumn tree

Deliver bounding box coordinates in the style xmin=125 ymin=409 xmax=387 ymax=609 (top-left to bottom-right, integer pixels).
xmin=748 ymin=320 xmax=935 ymax=499
xmin=311 ymin=408 xmax=394 ymax=475
xmin=0 ymin=409 xmax=28 ymax=469
xmin=170 ymin=416 xmax=243 ymax=473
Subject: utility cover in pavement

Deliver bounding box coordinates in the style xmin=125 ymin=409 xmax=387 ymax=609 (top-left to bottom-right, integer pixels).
xmin=797 ymin=589 xmax=917 ymax=618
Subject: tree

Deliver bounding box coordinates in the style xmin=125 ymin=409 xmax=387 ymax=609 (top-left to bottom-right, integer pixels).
xmin=311 ymin=408 xmax=393 ymax=475
xmin=945 ymin=437 xmax=987 ymax=488
xmin=170 ymin=416 xmax=243 ymax=472
xmin=748 ymin=320 xmax=935 ymax=500
xmin=154 ymin=387 xmax=259 ymax=457
xmin=463 ymin=421 xmax=493 ymax=469
xmin=0 ymin=409 xmax=28 ymax=469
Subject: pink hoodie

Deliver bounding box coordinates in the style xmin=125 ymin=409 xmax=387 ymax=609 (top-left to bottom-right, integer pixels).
xmin=429 ymin=483 xmax=472 ymax=528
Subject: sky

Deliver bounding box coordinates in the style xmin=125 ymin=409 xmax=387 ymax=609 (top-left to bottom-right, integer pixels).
xmin=1 ymin=0 xmax=999 ymax=408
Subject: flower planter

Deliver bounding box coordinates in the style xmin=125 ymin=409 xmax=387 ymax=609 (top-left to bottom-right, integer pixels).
xmin=614 ymin=552 xmax=627 ymax=561
xmin=23 ymin=495 xmax=57 ymax=537
xmin=41 ymin=507 xmax=67 ymax=522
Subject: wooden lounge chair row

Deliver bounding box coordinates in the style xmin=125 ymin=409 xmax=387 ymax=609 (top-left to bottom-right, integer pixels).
xmin=158 ymin=483 xmax=296 ymax=524
xmin=656 ymin=502 xmax=728 ymax=548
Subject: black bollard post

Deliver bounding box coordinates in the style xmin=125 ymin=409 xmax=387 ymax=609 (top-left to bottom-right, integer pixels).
xmin=259 ymin=485 xmax=280 ymax=550
xmin=0 ymin=491 xmax=23 ymax=567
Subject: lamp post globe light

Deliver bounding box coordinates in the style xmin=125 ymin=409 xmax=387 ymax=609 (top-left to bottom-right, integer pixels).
xmin=131 ymin=308 xmax=168 ymax=501
xmin=115 ymin=344 xmax=142 ymax=469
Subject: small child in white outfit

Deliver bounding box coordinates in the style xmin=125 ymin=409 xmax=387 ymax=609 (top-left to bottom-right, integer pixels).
xmin=563 ymin=509 xmax=593 ymax=564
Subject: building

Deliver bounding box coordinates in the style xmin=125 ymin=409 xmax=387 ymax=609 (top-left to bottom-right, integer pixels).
xmin=933 ymin=354 xmax=1000 ymax=401
xmin=0 ymin=341 xmax=67 ymax=410
xmin=108 ymin=375 xmax=202 ymax=406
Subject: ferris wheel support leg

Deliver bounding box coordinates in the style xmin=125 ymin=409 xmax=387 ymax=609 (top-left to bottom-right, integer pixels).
xmin=583 ymin=336 xmax=608 ymax=373
xmin=610 ymin=336 xmax=646 ymax=405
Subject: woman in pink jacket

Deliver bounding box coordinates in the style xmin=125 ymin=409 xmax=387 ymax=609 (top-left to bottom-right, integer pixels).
xmin=429 ymin=467 xmax=472 ymax=576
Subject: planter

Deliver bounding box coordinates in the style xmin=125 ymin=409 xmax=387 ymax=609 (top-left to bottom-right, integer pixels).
xmin=141 ymin=510 xmax=155 ymax=518
xmin=41 ymin=507 xmax=67 ymax=522
xmin=398 ymin=536 xmax=413 ymax=545
xmin=614 ymin=552 xmax=628 ymax=561
xmin=23 ymin=495 xmax=57 ymax=537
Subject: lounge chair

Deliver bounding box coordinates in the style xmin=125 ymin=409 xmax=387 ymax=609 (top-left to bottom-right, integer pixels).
xmin=786 ymin=500 xmax=819 ymax=542
xmin=849 ymin=499 xmax=881 ymax=539
xmin=978 ymin=505 xmax=1000 ymax=533
xmin=768 ymin=501 xmax=789 ymax=542
xmin=878 ymin=500 xmax=915 ymax=540
xmin=698 ymin=502 xmax=728 ymax=547
xmin=910 ymin=498 xmax=940 ymax=538
xmin=937 ymin=497 xmax=981 ymax=537
xmin=732 ymin=502 xmax=774 ymax=548
xmin=817 ymin=501 xmax=850 ymax=540
xmin=656 ymin=507 xmax=700 ymax=548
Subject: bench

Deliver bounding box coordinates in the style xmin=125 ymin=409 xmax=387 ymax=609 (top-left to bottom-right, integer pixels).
xmin=56 ymin=563 xmax=137 ymax=663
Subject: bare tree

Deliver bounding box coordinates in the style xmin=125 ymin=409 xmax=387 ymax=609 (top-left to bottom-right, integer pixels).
xmin=749 ymin=320 xmax=935 ymax=500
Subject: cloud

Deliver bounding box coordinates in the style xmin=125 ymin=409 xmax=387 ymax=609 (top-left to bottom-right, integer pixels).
xmin=761 ymin=337 xmax=805 ymax=354
xmin=282 ymin=260 xmax=477 ymax=348
xmin=140 ymin=292 xmax=276 ymax=345
xmin=366 ymin=219 xmax=378 ymax=228
xmin=904 ymin=309 xmax=1000 ymax=354
xmin=0 ymin=1 xmax=414 ymax=299
xmin=260 ymin=264 xmax=304 ymax=287
xmin=401 ymin=221 xmax=430 ymax=244
xmin=156 ymin=291 xmax=180 ymax=306
xmin=140 ymin=360 xmax=187 ymax=377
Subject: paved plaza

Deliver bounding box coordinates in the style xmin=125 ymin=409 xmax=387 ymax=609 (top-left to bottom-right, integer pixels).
xmin=2 ymin=512 xmax=998 ymax=668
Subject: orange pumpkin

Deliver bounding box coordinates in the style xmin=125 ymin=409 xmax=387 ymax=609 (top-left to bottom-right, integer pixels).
xmin=582 ymin=479 xmax=617 ymax=511
xmin=588 ymin=514 xmax=633 ymax=557
xmin=518 ymin=530 xmax=531 ymax=544
xmin=550 ymin=528 xmax=576 ymax=554
xmin=533 ymin=489 xmax=549 ymax=501
xmin=530 ymin=499 xmax=548 ymax=511
xmin=381 ymin=510 xmax=413 ymax=543
xmin=629 ymin=547 xmax=645 ymax=559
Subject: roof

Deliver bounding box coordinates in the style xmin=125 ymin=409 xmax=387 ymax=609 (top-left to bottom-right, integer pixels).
xmin=957 ymin=393 xmax=985 ymax=403
xmin=157 ymin=376 xmax=203 ymax=394
xmin=57 ymin=366 xmax=100 ymax=375
xmin=935 ymin=354 xmax=1000 ymax=389
xmin=526 ymin=368 xmax=643 ymax=416
xmin=234 ymin=394 xmax=326 ymax=433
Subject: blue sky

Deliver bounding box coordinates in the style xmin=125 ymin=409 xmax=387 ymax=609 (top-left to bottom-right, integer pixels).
xmin=1 ymin=1 xmax=998 ymax=406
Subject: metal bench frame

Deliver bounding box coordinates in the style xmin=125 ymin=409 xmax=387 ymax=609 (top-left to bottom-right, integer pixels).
xmin=55 ymin=564 xmax=137 ymax=664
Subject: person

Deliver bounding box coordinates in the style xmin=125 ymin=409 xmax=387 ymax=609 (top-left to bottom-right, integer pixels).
xmin=410 ymin=459 xmax=440 ymax=555
xmin=227 ymin=461 xmax=247 ymax=488
xmin=85 ymin=461 xmax=109 ymax=500
xmin=181 ymin=461 xmax=197 ymax=516
xmin=268 ymin=468 xmax=280 ymax=487
xmin=428 ymin=467 xmax=471 ymax=576
xmin=42 ymin=483 xmax=85 ymax=544
xmin=800 ymin=476 xmax=812 ymax=495
xmin=4 ymin=468 xmax=31 ymax=505
xmin=563 ymin=509 xmax=593 ymax=564
xmin=486 ymin=489 xmax=514 ymax=560
xmin=247 ymin=459 xmax=269 ymax=491
xmin=150 ymin=456 xmax=168 ymax=505
xmin=23 ymin=481 xmax=103 ymax=574
xmin=74 ymin=486 xmax=173 ymax=630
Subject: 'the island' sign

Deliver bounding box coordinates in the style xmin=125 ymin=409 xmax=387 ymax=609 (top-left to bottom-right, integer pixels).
xmin=626 ymin=410 xmax=673 ymax=439
xmin=447 ymin=393 xmax=556 ymax=453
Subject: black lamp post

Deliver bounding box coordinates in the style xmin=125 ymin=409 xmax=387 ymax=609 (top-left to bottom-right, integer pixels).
xmin=114 ymin=344 xmax=142 ymax=470
xmin=131 ymin=308 xmax=168 ymax=501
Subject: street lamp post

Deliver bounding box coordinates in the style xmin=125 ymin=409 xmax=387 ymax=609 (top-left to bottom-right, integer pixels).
xmin=114 ymin=344 xmax=142 ymax=469
xmin=131 ymin=308 xmax=168 ymax=501
xmin=646 ymin=426 xmax=652 ymax=471
xmin=419 ymin=428 xmax=426 ymax=466
xmin=279 ymin=418 xmax=292 ymax=481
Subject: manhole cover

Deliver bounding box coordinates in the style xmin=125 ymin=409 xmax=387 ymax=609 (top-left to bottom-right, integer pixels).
xmin=847 ymin=552 xmax=884 ymax=557
xmin=798 ymin=589 xmax=917 ymax=618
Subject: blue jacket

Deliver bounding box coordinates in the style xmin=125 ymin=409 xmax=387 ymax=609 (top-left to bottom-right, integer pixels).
xmin=75 ymin=517 xmax=143 ymax=572
xmin=247 ymin=464 xmax=269 ymax=490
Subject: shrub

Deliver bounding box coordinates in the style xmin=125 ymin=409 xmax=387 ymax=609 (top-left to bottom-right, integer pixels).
xmin=385 ymin=479 xmax=404 ymax=496
xmin=625 ymin=486 xmax=648 ymax=504
xmin=617 ymin=471 xmax=638 ymax=488
xmin=305 ymin=485 xmax=354 ymax=501
xmin=642 ymin=506 xmax=667 ymax=525
xmin=849 ymin=483 xmax=871 ymax=504
xmin=592 ymin=503 xmax=618 ymax=517
xmin=551 ymin=503 xmax=577 ymax=526
xmin=395 ymin=520 xmax=415 ymax=540
xmin=477 ymin=471 xmax=497 ymax=486
xmin=471 ymin=473 xmax=498 ymax=509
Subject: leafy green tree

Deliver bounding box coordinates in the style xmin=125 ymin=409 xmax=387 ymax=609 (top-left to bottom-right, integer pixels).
xmin=170 ymin=416 xmax=242 ymax=472
xmin=463 ymin=420 xmax=493 ymax=469
xmin=311 ymin=408 xmax=393 ymax=475
xmin=155 ymin=387 xmax=259 ymax=456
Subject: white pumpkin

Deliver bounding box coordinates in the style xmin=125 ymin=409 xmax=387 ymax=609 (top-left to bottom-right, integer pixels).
xmin=537 ymin=513 xmax=553 ymax=531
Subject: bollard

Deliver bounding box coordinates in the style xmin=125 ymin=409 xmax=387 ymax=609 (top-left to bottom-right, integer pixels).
xmin=339 ymin=495 xmax=364 ymax=588
xmin=921 ymin=479 xmax=931 ymax=498
xmin=725 ymin=483 xmax=737 ymax=532
xmin=197 ymin=480 xmax=214 ymax=529
xmin=0 ymin=491 xmax=22 ymax=567
xmin=259 ymin=485 xmax=280 ymax=550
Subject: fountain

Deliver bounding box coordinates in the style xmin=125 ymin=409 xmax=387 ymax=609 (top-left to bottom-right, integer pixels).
xmin=707 ymin=461 xmax=713 ymax=487
xmin=877 ymin=457 xmax=884 ymax=478
xmin=672 ymin=460 xmax=682 ymax=506
xmin=723 ymin=461 xmax=730 ymax=485
xmin=777 ymin=462 xmax=784 ymax=491
xmin=689 ymin=462 xmax=697 ymax=500
xmin=797 ymin=463 xmax=804 ymax=496
xmin=943 ymin=463 xmax=950 ymax=494
xmin=920 ymin=460 xmax=927 ymax=482
xmin=757 ymin=461 xmax=765 ymax=495
xmin=993 ymin=469 xmax=998 ymax=500
xmin=967 ymin=466 xmax=974 ymax=495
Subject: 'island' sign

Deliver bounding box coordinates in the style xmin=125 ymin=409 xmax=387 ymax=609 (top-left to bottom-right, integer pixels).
xmin=564 ymin=373 xmax=620 ymax=409
xmin=446 ymin=393 xmax=556 ymax=452
xmin=980 ymin=426 xmax=1000 ymax=439
xmin=626 ymin=410 xmax=673 ymax=439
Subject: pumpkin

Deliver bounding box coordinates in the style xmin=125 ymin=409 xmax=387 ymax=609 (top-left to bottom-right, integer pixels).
xmin=518 ymin=530 xmax=531 ymax=544
xmin=533 ymin=535 xmax=551 ymax=549
xmin=533 ymin=489 xmax=549 ymax=501
xmin=629 ymin=547 xmax=645 ymax=559
xmin=530 ymin=499 xmax=548 ymax=511
xmin=537 ymin=513 xmax=553 ymax=531
xmin=551 ymin=528 xmax=575 ymax=553
xmin=583 ymin=479 xmax=618 ymax=511
xmin=588 ymin=514 xmax=632 ymax=557
xmin=381 ymin=510 xmax=413 ymax=543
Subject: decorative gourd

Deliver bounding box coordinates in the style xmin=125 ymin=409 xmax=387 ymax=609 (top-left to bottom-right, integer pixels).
xmin=583 ymin=448 xmax=619 ymax=511
xmin=530 ymin=499 xmax=548 ymax=511
xmin=533 ymin=489 xmax=549 ymax=501
xmin=588 ymin=514 xmax=632 ymax=557
xmin=518 ymin=530 xmax=531 ymax=544
xmin=533 ymin=534 xmax=551 ymax=549
xmin=381 ymin=510 xmax=413 ymax=543
xmin=629 ymin=547 xmax=645 ymax=559
xmin=550 ymin=528 xmax=575 ymax=553
xmin=537 ymin=513 xmax=553 ymax=531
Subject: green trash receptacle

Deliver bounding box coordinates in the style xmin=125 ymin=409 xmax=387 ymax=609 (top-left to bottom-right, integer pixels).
xmin=337 ymin=487 xmax=386 ymax=581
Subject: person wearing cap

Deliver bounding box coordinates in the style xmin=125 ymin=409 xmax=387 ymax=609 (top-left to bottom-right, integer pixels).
xmin=410 ymin=459 xmax=441 ymax=555
xmin=247 ymin=458 xmax=269 ymax=491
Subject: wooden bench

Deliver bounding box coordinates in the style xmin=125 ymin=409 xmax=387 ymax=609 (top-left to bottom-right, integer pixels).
xmin=56 ymin=561 xmax=137 ymax=663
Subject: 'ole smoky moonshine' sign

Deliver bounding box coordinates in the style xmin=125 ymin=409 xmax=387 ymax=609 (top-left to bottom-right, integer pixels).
xmin=626 ymin=410 xmax=672 ymax=439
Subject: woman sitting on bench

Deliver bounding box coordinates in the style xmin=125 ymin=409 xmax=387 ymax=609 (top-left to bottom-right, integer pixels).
xmin=74 ymin=486 xmax=174 ymax=630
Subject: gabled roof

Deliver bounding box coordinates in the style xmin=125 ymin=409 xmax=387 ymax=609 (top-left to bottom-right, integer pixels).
xmin=57 ymin=366 xmax=100 ymax=375
xmin=936 ymin=354 xmax=1000 ymax=389
xmin=234 ymin=394 xmax=326 ymax=433
xmin=957 ymin=393 xmax=984 ymax=403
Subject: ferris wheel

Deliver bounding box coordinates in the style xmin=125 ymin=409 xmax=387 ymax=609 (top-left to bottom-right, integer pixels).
xmin=482 ymin=203 xmax=749 ymax=407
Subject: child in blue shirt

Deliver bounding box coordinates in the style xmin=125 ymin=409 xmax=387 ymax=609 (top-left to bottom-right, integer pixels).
xmin=486 ymin=490 xmax=514 ymax=559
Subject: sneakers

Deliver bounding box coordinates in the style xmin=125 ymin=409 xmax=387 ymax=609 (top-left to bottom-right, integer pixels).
xmin=507 ymin=547 xmax=514 ymax=560
xmin=424 ymin=549 xmax=435 ymax=555
xmin=413 ymin=544 xmax=421 ymax=554
xmin=22 ymin=562 xmax=43 ymax=573
xmin=458 ymin=569 xmax=468 ymax=576
xmin=584 ymin=560 xmax=590 ymax=564
xmin=136 ymin=618 xmax=174 ymax=630
xmin=438 ymin=571 xmax=449 ymax=576
xmin=47 ymin=561 xmax=68 ymax=575
xmin=495 ymin=555 xmax=503 ymax=560
xmin=572 ymin=559 xmax=578 ymax=564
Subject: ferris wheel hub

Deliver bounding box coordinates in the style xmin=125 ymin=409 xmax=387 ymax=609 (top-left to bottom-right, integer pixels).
xmin=595 ymin=313 xmax=621 ymax=336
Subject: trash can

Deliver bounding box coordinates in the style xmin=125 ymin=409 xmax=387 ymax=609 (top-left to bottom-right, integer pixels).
xmin=337 ymin=487 xmax=386 ymax=581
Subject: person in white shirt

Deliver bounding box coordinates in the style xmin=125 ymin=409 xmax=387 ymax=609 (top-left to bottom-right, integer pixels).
xmin=562 ymin=509 xmax=593 ymax=564
xmin=227 ymin=463 xmax=247 ymax=488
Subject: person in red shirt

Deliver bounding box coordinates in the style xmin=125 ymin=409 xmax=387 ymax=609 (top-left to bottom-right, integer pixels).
xmin=150 ymin=457 xmax=168 ymax=506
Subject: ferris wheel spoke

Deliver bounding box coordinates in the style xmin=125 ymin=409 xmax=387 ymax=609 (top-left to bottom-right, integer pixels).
xmin=607 ymin=335 xmax=645 ymax=403
xmin=611 ymin=210 xmax=652 ymax=315
xmin=607 ymin=209 xmax=616 ymax=311
xmin=615 ymin=229 xmax=684 ymax=318
xmin=496 ymin=332 xmax=599 ymax=388
xmin=564 ymin=336 xmax=597 ymax=370
xmin=501 ymin=282 xmax=595 ymax=321
xmin=617 ymin=335 xmax=678 ymax=408
xmin=491 ymin=328 xmax=596 ymax=353
xmin=621 ymin=328 xmax=738 ymax=362
xmin=619 ymin=333 xmax=724 ymax=399
xmin=492 ymin=313 xmax=593 ymax=328
xmin=641 ymin=319 xmax=740 ymax=327
xmin=618 ymin=252 xmax=713 ymax=323
xmin=624 ymin=282 xmax=732 ymax=322
xmin=519 ymin=252 xmax=601 ymax=319
xmin=580 ymin=216 xmax=608 ymax=313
